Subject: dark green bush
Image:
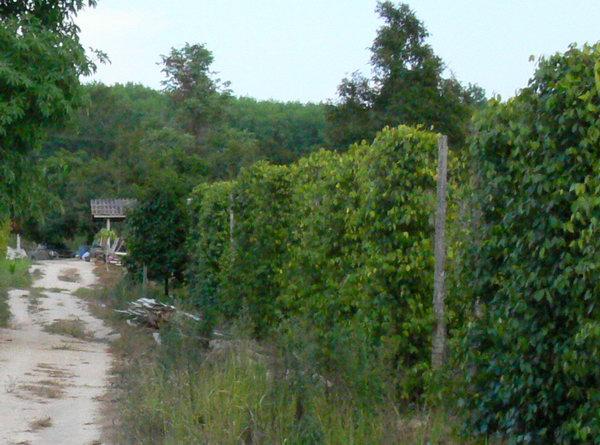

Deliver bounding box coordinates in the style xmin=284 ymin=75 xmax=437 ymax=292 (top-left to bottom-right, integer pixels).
xmin=462 ymin=44 xmax=600 ymax=443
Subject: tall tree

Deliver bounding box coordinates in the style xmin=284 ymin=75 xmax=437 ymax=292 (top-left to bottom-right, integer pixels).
xmin=325 ymin=1 xmax=485 ymax=149
xmin=161 ymin=43 xmax=231 ymax=146
xmin=0 ymin=0 xmax=99 ymax=219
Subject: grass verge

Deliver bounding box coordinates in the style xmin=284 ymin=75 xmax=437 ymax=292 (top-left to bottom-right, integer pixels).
xmin=44 ymin=318 xmax=93 ymax=340
xmin=82 ymin=271 xmax=473 ymax=444
xmin=0 ymin=258 xmax=32 ymax=327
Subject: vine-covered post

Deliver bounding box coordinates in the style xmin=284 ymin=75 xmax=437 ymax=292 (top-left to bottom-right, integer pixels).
xmin=431 ymin=134 xmax=448 ymax=369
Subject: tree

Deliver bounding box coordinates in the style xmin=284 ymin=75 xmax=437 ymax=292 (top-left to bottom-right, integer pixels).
xmin=206 ymin=128 xmax=262 ymax=180
xmin=126 ymin=178 xmax=190 ymax=296
xmin=0 ymin=0 xmax=99 ymax=219
xmin=161 ymin=43 xmax=231 ymax=146
xmin=44 ymin=82 xmax=170 ymax=158
xmin=226 ymin=97 xmax=326 ymax=163
xmin=325 ymin=1 xmax=485 ymax=149
xmin=324 ymin=72 xmax=376 ymax=148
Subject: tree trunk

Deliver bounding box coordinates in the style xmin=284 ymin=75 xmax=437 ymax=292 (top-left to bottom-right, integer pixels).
xmin=431 ymin=135 xmax=448 ymax=370
xmin=164 ymin=276 xmax=169 ymax=297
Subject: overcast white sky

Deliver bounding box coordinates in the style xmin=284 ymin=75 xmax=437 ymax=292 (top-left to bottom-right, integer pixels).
xmin=77 ymin=0 xmax=600 ymax=103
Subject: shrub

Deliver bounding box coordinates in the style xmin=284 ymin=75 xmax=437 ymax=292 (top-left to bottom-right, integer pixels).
xmin=462 ymin=44 xmax=600 ymax=443
xmin=0 ymin=218 xmax=9 ymax=256
xmin=278 ymin=126 xmax=439 ymax=399
xmin=126 ymin=179 xmax=190 ymax=296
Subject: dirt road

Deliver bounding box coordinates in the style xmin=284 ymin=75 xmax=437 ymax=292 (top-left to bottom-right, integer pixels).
xmin=0 ymin=259 xmax=114 ymax=445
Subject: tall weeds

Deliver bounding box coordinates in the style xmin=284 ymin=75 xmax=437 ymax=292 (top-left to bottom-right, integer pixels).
xmin=94 ymin=278 xmax=468 ymax=445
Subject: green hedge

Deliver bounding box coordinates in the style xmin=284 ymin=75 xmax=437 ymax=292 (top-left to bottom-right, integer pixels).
xmin=226 ymin=161 xmax=293 ymax=337
xmin=278 ymin=147 xmax=362 ymax=373
xmin=350 ymin=127 xmax=438 ymax=398
xmin=190 ymin=126 xmax=441 ymax=396
xmin=462 ymin=44 xmax=600 ymax=443
xmin=188 ymin=181 xmax=235 ymax=326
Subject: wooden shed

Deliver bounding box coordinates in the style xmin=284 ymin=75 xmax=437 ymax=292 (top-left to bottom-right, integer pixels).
xmin=90 ymin=199 xmax=137 ymax=229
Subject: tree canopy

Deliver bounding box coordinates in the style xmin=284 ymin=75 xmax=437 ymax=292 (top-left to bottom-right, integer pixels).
xmin=325 ymin=1 xmax=485 ymax=149
xmin=126 ymin=178 xmax=190 ymax=296
xmin=0 ymin=0 xmax=97 ymax=220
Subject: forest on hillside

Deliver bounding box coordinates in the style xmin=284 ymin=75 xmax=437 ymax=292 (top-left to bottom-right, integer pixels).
xmin=8 ymin=1 xmax=484 ymax=251
xmin=1 ymin=1 xmax=599 ymax=444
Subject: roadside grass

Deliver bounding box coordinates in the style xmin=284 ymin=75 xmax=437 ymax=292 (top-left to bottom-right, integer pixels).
xmin=81 ymin=272 xmax=474 ymax=445
xmin=110 ymin=322 xmax=470 ymax=444
xmin=44 ymin=318 xmax=93 ymax=340
xmin=0 ymin=258 xmax=32 ymax=327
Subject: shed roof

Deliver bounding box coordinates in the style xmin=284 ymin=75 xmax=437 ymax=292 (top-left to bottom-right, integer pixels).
xmin=90 ymin=199 xmax=137 ymax=219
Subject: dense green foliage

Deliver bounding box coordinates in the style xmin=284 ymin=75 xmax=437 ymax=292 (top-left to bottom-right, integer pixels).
xmin=462 ymin=44 xmax=600 ymax=443
xmin=28 ymin=76 xmax=326 ymax=247
xmin=43 ymin=82 xmax=170 ymax=157
xmin=228 ymin=162 xmax=293 ymax=336
xmin=187 ymin=181 xmax=234 ymax=326
xmin=325 ymin=2 xmax=485 ymax=150
xmin=191 ymin=126 xmax=440 ymax=397
xmin=278 ymin=148 xmax=358 ymax=351
xmin=0 ymin=0 xmax=97 ymax=220
xmin=227 ymin=97 xmax=326 ymax=163
xmin=126 ymin=180 xmax=190 ymax=296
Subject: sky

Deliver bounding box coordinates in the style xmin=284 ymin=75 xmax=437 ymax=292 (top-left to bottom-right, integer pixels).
xmin=77 ymin=0 xmax=600 ymax=103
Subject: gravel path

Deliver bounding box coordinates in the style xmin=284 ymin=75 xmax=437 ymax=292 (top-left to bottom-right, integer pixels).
xmin=0 ymin=259 xmax=113 ymax=445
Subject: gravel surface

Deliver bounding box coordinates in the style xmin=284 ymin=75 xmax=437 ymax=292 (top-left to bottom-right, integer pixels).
xmin=0 ymin=259 xmax=113 ymax=445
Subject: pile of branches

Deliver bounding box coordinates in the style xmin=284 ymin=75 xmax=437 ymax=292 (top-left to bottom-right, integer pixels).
xmin=116 ymin=298 xmax=201 ymax=329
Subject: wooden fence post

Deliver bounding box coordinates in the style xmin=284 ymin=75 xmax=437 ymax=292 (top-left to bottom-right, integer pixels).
xmin=142 ymin=264 xmax=148 ymax=298
xmin=432 ymin=134 xmax=449 ymax=370
xmin=229 ymin=191 xmax=235 ymax=252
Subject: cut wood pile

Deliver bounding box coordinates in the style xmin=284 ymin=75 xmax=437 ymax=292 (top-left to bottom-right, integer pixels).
xmin=115 ymin=298 xmax=201 ymax=329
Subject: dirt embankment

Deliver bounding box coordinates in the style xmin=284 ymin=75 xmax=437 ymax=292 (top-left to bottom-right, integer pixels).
xmin=0 ymin=259 xmax=115 ymax=445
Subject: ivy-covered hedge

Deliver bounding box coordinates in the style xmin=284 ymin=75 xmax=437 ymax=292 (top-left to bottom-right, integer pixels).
xmin=350 ymin=127 xmax=438 ymax=398
xmin=226 ymin=161 xmax=294 ymax=337
xmin=278 ymin=147 xmax=362 ymax=372
xmin=190 ymin=126 xmax=441 ymax=395
xmin=188 ymin=181 xmax=234 ymax=326
xmin=462 ymin=44 xmax=600 ymax=443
